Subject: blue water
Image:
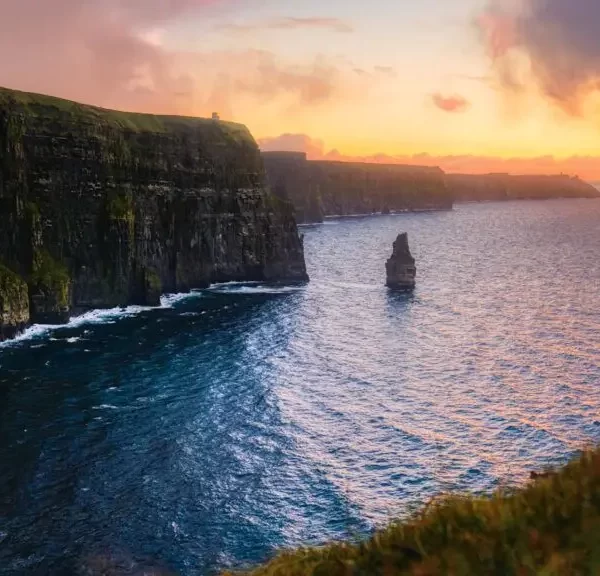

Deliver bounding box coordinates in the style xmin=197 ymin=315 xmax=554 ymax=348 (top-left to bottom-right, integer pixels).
xmin=1 ymin=199 xmax=599 ymax=574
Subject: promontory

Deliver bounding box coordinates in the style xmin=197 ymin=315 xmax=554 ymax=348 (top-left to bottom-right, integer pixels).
xmin=0 ymin=87 xmax=308 ymax=339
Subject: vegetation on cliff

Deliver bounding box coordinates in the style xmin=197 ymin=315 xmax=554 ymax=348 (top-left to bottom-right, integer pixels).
xmin=0 ymin=263 xmax=29 ymax=337
xmin=0 ymin=86 xmax=254 ymax=142
xmin=228 ymin=448 xmax=600 ymax=575
xmin=29 ymin=250 xmax=71 ymax=309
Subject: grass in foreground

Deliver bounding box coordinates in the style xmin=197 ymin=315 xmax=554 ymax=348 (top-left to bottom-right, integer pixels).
xmin=227 ymin=448 xmax=600 ymax=575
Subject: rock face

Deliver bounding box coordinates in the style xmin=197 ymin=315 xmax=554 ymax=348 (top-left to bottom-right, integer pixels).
xmin=0 ymin=87 xmax=308 ymax=339
xmin=262 ymin=152 xmax=452 ymax=223
xmin=0 ymin=263 xmax=30 ymax=340
xmin=386 ymin=233 xmax=416 ymax=290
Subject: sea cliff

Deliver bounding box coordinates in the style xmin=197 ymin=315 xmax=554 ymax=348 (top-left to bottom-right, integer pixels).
xmin=262 ymin=152 xmax=452 ymax=223
xmin=262 ymin=152 xmax=600 ymax=223
xmin=0 ymin=87 xmax=307 ymax=339
xmin=446 ymin=173 xmax=600 ymax=202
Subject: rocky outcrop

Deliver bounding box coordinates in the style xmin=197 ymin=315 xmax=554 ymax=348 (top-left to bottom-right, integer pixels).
xmin=446 ymin=173 xmax=600 ymax=202
xmin=386 ymin=233 xmax=416 ymax=290
xmin=0 ymin=87 xmax=307 ymax=338
xmin=262 ymin=152 xmax=452 ymax=223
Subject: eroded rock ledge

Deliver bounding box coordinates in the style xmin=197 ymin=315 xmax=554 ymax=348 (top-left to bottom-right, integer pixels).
xmin=0 ymin=87 xmax=308 ymax=340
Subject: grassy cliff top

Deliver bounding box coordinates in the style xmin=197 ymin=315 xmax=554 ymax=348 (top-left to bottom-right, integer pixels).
xmin=0 ymin=86 xmax=255 ymax=145
xmin=228 ymin=447 xmax=600 ymax=575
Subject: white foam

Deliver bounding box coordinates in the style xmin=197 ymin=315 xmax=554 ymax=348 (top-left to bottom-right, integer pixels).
xmin=92 ymin=404 xmax=119 ymax=410
xmin=0 ymin=324 xmax=60 ymax=348
xmin=160 ymin=291 xmax=204 ymax=308
xmin=208 ymin=284 xmax=303 ymax=295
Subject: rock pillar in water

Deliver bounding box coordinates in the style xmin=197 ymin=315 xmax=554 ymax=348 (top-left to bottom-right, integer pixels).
xmin=385 ymin=233 xmax=416 ymax=290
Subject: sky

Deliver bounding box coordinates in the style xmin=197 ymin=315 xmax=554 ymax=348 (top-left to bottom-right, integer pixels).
xmin=1 ymin=0 xmax=600 ymax=178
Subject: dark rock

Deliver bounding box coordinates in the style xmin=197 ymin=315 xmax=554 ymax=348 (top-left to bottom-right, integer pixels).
xmin=386 ymin=233 xmax=416 ymax=290
xmin=0 ymin=87 xmax=308 ymax=337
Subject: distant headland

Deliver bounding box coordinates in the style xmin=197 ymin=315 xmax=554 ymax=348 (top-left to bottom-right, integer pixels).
xmin=262 ymin=151 xmax=599 ymax=223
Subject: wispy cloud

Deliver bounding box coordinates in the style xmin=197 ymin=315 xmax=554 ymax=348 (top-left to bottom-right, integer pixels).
xmin=235 ymin=53 xmax=341 ymax=105
xmin=374 ymin=66 xmax=396 ymax=77
xmin=431 ymin=93 xmax=470 ymax=113
xmin=221 ymin=17 xmax=354 ymax=34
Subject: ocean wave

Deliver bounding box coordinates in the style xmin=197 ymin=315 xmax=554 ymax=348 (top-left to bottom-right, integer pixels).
xmin=208 ymin=284 xmax=303 ymax=295
xmin=0 ymin=292 xmax=204 ymax=349
xmin=160 ymin=291 xmax=204 ymax=308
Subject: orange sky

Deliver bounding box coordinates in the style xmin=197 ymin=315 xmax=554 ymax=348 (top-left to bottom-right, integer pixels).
xmin=1 ymin=0 xmax=599 ymax=179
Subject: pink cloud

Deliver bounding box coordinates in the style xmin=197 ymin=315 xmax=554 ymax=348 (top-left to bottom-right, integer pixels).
xmin=431 ymin=93 xmax=470 ymax=113
xmin=258 ymin=134 xmax=325 ymax=157
xmin=0 ymin=0 xmax=348 ymax=116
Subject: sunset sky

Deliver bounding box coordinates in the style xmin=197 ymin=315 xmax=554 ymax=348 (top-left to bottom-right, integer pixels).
xmin=2 ymin=0 xmax=600 ymax=178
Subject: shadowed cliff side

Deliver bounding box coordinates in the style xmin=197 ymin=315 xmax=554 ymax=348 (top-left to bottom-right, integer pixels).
xmin=447 ymin=173 xmax=600 ymax=202
xmin=0 ymin=87 xmax=307 ymax=338
xmin=262 ymin=152 xmax=452 ymax=223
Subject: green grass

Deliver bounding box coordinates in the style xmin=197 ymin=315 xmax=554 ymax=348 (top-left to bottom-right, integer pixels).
xmin=0 ymin=262 xmax=28 ymax=303
xmin=227 ymin=448 xmax=600 ymax=575
xmin=30 ymin=250 xmax=70 ymax=308
xmin=0 ymin=86 xmax=255 ymax=144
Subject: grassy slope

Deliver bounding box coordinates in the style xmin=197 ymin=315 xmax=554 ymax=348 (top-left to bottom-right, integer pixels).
xmin=0 ymin=86 xmax=254 ymax=145
xmin=228 ymin=448 xmax=600 ymax=575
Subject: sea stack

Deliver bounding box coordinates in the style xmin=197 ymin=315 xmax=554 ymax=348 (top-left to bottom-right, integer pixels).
xmin=386 ymin=233 xmax=416 ymax=290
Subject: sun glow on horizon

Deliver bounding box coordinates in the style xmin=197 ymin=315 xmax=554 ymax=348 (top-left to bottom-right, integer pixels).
xmin=0 ymin=0 xmax=599 ymax=177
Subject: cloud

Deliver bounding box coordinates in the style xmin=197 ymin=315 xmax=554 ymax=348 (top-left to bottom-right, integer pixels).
xmin=259 ymin=134 xmax=325 ymax=157
xmin=478 ymin=0 xmax=600 ymax=113
xmin=431 ymin=93 xmax=470 ymax=113
xmin=235 ymin=54 xmax=340 ymax=105
xmin=258 ymin=133 xmax=600 ymax=180
xmin=0 ymin=0 xmax=348 ymax=117
xmin=222 ymin=17 xmax=353 ymax=34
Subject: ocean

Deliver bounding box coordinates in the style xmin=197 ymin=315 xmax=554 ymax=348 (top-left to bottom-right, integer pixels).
xmin=1 ymin=198 xmax=599 ymax=574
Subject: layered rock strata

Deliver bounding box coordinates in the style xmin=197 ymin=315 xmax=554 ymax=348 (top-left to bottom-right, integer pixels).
xmin=0 ymin=87 xmax=308 ymax=339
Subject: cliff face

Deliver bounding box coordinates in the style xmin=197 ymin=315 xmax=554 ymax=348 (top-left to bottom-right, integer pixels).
xmin=262 ymin=152 xmax=452 ymax=223
xmin=447 ymin=173 xmax=600 ymax=202
xmin=0 ymin=87 xmax=307 ymax=338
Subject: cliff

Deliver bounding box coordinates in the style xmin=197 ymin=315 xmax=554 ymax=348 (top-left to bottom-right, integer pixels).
xmin=447 ymin=173 xmax=600 ymax=202
xmin=262 ymin=152 xmax=452 ymax=223
xmin=0 ymin=87 xmax=307 ymax=338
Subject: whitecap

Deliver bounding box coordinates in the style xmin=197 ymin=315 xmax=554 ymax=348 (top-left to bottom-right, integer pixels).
xmin=208 ymin=284 xmax=303 ymax=295
xmin=160 ymin=291 xmax=204 ymax=308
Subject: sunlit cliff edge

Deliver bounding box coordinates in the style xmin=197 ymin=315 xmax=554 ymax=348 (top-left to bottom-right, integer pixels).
xmin=0 ymin=87 xmax=307 ymax=341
